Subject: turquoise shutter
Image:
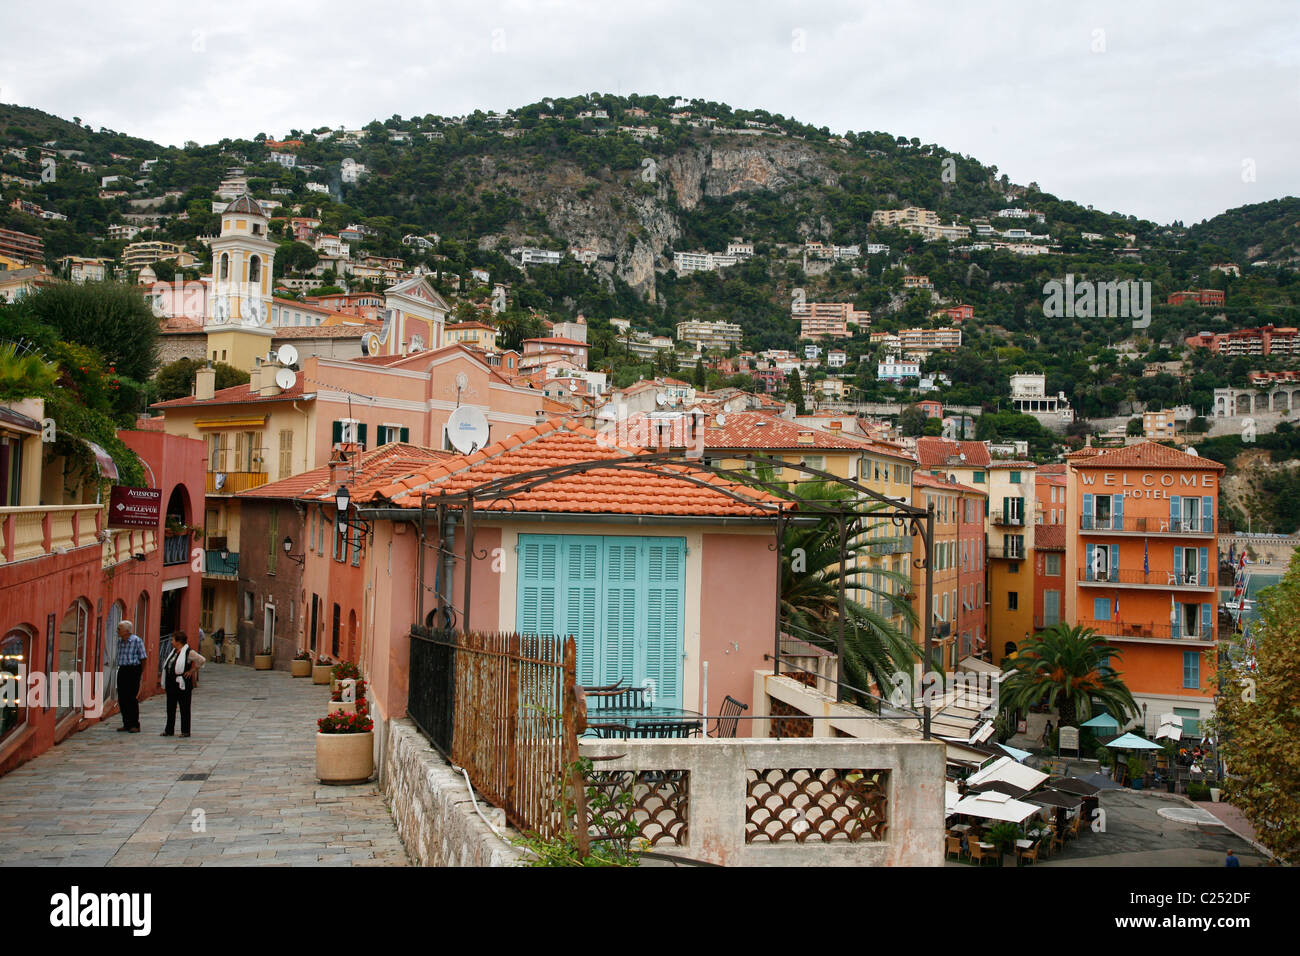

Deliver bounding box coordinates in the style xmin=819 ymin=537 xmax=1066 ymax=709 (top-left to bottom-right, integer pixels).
xmin=564 ymin=538 xmax=602 ymax=686
xmin=1173 ymin=602 xmax=1182 ymax=639
xmin=1173 ymin=546 xmax=1184 ymax=582
xmin=1202 ymin=496 xmax=1213 ymax=532
xmin=644 ymin=538 xmax=685 ymax=709
xmin=1170 ymin=496 xmax=1181 ymax=529
xmin=603 ymin=539 xmax=641 ymax=688
xmin=1082 ymin=494 xmax=1093 ymax=529
xmin=1200 ymin=603 xmax=1212 ymax=637
xmin=1085 ymin=543 xmax=1095 ymax=581
xmin=516 ymin=535 xmax=560 ymax=636
xmin=1199 ymin=547 xmax=1209 ymax=584
xmin=1112 ymin=494 xmax=1124 ymax=528
xmin=1109 ymin=544 xmax=1119 ymax=577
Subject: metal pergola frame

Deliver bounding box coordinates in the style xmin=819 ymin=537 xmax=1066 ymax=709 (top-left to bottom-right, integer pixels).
xmin=366 ymin=451 xmax=939 ymax=738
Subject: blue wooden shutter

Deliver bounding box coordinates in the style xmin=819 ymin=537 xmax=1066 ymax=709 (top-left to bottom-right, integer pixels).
xmin=1170 ymin=495 xmax=1181 ymax=529
xmin=1112 ymin=494 xmax=1124 ymax=528
xmin=1174 ymin=546 xmax=1184 ymax=582
xmin=644 ymin=538 xmax=685 ymax=709
xmin=564 ymin=537 xmax=602 ymax=686
xmin=1200 ymin=603 xmax=1212 ymax=637
xmin=1082 ymin=494 xmax=1093 ymax=528
xmin=516 ymin=535 xmax=560 ymax=636
xmin=603 ymin=539 xmax=641 ymax=688
xmin=1172 ymin=602 xmax=1182 ymax=639
xmin=1109 ymin=544 xmax=1119 ymax=577
xmin=1085 ymin=543 xmax=1095 ymax=581
xmin=1199 ymin=547 xmax=1209 ymax=584
xmin=1202 ymin=496 xmax=1213 ymax=532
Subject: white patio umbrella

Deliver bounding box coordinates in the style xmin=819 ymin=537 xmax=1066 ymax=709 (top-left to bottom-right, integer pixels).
xmin=951 ymin=791 xmax=1044 ymax=824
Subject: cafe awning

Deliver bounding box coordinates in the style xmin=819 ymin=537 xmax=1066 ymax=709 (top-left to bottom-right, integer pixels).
xmin=85 ymin=440 xmax=120 ymax=481
xmin=1106 ymin=732 xmax=1163 ymax=750
xmin=966 ymin=755 xmax=1049 ymax=793
xmin=1053 ymin=776 xmax=1102 ymax=797
xmin=1080 ymin=712 xmax=1119 ymax=730
xmin=1027 ymin=789 xmax=1084 ymax=810
xmin=997 ymin=743 xmax=1033 ymax=763
xmin=951 ymin=791 xmax=1044 ymax=824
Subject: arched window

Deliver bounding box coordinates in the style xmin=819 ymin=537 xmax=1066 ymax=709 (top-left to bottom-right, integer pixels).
xmin=249 ymin=255 xmax=261 ymax=284
xmin=1 ymin=625 xmax=34 ymax=743
xmin=220 ymin=253 xmax=229 ymax=281
xmin=56 ymin=600 xmax=90 ymax=722
xmin=1003 ymin=641 xmax=1017 ymax=659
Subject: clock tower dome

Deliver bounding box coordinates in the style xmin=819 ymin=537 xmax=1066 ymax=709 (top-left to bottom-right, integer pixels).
xmin=204 ymin=193 xmax=277 ymax=372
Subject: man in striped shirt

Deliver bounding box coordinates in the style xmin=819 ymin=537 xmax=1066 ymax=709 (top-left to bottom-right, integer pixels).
xmin=115 ymin=621 xmax=147 ymax=733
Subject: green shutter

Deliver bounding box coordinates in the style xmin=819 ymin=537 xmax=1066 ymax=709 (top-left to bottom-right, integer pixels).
xmin=603 ymin=539 xmax=641 ymax=688
xmin=332 ymin=420 xmax=342 ymax=444
xmin=400 ymin=426 xmax=410 ymax=443
xmin=357 ymin=423 xmax=368 ymax=449
xmin=516 ymin=535 xmax=560 ymax=636
xmin=644 ymin=538 xmax=685 ymax=708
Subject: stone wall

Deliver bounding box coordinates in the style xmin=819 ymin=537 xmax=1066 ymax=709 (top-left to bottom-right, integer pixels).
xmin=381 ymin=718 xmax=527 ymax=867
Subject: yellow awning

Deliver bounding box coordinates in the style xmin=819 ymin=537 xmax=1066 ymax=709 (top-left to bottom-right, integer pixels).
xmin=195 ymin=416 xmax=267 ymax=429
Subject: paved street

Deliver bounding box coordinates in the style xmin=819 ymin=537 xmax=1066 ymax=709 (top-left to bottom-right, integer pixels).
xmin=0 ymin=662 xmax=409 ymax=867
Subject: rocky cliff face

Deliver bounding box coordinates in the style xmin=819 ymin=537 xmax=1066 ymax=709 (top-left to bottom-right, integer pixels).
xmin=484 ymin=136 xmax=840 ymax=301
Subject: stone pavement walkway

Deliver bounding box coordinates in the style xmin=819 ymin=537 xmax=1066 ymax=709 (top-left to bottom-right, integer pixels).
xmin=0 ymin=662 xmax=409 ymax=867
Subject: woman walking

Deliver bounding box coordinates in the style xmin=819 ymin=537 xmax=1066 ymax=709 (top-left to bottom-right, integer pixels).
xmin=160 ymin=632 xmax=205 ymax=738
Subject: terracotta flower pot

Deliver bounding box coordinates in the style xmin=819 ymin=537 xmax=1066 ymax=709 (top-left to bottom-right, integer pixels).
xmin=254 ymin=654 xmax=273 ymax=671
xmin=311 ymin=664 xmax=332 ymax=685
xmin=316 ymin=731 xmax=374 ymax=784
xmin=326 ymin=699 xmax=357 ymax=716
xmin=291 ymin=659 xmax=312 ymax=678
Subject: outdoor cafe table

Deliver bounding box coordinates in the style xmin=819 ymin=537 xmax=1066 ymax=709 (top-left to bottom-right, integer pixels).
xmin=584 ymin=705 xmax=704 ymax=738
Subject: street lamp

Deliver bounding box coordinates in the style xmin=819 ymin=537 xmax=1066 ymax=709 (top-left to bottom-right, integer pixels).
xmin=282 ymin=535 xmax=304 ymax=567
xmin=334 ymin=484 xmax=371 ymax=536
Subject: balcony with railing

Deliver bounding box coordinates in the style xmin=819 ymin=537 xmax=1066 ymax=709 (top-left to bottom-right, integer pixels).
xmin=990 ymin=510 xmax=1025 ymax=527
xmin=987 ymin=543 xmax=1026 ymax=560
xmin=205 ymin=471 xmax=268 ymax=494
xmin=1078 ymin=568 xmax=1214 ymax=590
xmin=1078 ymin=619 xmax=1210 ymax=642
xmin=1080 ymin=515 xmax=1229 ymax=536
xmin=163 ymin=532 xmax=191 ymax=567
xmin=204 ymin=549 xmax=239 ymax=578
xmin=0 ymin=504 xmax=103 ymax=565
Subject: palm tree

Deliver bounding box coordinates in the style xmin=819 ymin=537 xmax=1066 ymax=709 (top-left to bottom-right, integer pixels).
xmin=775 ymin=478 xmax=919 ymax=701
xmin=999 ymin=624 xmax=1138 ymax=727
xmin=0 ymin=341 xmax=57 ymax=402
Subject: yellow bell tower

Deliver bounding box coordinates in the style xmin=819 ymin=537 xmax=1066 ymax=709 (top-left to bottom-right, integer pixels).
xmin=204 ymin=194 xmax=277 ymax=372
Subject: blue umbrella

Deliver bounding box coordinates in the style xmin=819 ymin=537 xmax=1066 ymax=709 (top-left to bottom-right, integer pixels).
xmin=1080 ymin=712 xmax=1119 ymax=730
xmin=1105 ymin=732 xmax=1163 ymax=750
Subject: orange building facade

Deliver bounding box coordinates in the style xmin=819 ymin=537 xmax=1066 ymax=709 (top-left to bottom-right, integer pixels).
xmin=1064 ymin=443 xmax=1223 ymax=734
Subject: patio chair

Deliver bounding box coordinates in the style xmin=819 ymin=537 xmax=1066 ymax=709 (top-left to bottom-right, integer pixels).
xmin=709 ymin=695 xmax=748 ymax=738
xmin=968 ymin=841 xmax=996 ymax=867
xmin=1069 ymin=814 xmax=1083 ymax=838
xmin=1017 ymin=841 xmax=1040 ymax=866
xmin=627 ymin=720 xmax=694 ymax=739
xmin=945 ymin=835 xmax=965 ymax=862
xmin=584 ymin=685 xmax=647 ymax=713
xmin=1050 ymin=827 xmax=1065 ymax=854
xmin=586 ymin=723 xmax=633 ymax=739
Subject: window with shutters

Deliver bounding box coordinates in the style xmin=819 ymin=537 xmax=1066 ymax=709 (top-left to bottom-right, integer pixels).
xmin=515 ymin=534 xmax=686 ymax=708
xmin=1183 ymin=652 xmax=1200 ymax=689
xmin=278 ymin=430 xmax=293 ymax=479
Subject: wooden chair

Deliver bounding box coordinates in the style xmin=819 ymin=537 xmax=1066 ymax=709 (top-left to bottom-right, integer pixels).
xmin=710 ymin=695 xmax=748 ymax=738
xmin=1017 ymin=842 xmax=1039 ymax=866
xmin=968 ymin=841 xmax=996 ymax=866
xmin=945 ymin=835 xmax=965 ymax=862
xmin=1050 ymin=826 xmax=1065 ymax=854
xmin=1069 ymin=814 xmax=1083 ymax=838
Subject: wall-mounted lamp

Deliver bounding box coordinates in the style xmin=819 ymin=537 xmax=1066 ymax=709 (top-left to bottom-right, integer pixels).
xmin=282 ymin=535 xmax=304 ymax=567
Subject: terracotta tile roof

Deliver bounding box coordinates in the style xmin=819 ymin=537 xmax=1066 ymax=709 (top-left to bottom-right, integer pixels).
xmin=913 ymin=472 xmax=984 ymax=495
xmin=241 ymin=443 xmax=452 ymax=500
xmin=133 ymin=415 xmax=165 ymax=432
xmin=357 ymin=419 xmax=782 ymax=517
xmin=524 ymin=336 xmax=588 ymax=347
xmin=1035 ymin=523 xmax=1067 ymax=550
xmin=159 ymin=316 xmax=203 ymax=334
xmin=1068 ymin=441 xmax=1225 ymax=471
xmin=915 ymin=437 xmax=992 ymax=469
xmin=690 ymin=411 xmax=876 ymax=451
xmin=1038 ymin=463 xmax=1068 ymax=474
xmin=271 ymin=325 xmax=368 ymax=339
xmin=151 ymin=378 xmax=309 ymax=410
xmin=988 ymin=460 xmax=1036 ymax=469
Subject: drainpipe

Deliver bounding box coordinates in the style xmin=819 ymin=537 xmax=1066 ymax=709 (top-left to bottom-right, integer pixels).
xmin=442 ymin=508 xmax=456 ymax=629
xmin=292 ymin=401 xmax=310 ymax=473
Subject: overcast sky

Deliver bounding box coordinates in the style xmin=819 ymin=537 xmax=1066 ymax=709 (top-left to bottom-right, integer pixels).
xmin=3 ymin=1 xmax=1296 ymax=225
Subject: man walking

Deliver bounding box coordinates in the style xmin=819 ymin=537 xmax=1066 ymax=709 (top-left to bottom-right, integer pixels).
xmin=115 ymin=620 xmax=147 ymax=733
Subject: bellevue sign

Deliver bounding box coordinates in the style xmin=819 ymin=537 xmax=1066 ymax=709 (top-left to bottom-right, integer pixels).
xmin=108 ymin=487 xmax=162 ymax=529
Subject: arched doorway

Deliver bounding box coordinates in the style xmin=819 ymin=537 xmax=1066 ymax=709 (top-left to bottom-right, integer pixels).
xmin=1 ymin=625 xmax=34 ymax=743
xmin=56 ymin=600 xmax=90 ymax=722
xmin=104 ymin=600 xmax=126 ymax=703
xmin=347 ymin=610 xmax=358 ymax=663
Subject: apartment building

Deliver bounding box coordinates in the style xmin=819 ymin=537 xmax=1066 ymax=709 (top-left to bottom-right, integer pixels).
xmin=1184 ymin=325 xmax=1300 ymax=357
xmin=0 ymin=228 xmax=43 ymax=265
xmin=872 ymin=207 xmax=939 ymax=229
xmin=1167 ymin=289 xmax=1226 ymax=307
xmin=897 ymin=327 xmax=962 ymax=353
xmin=123 ymin=240 xmax=183 ymax=272
xmin=1064 ymin=442 xmax=1223 ymax=734
xmin=675 ymin=319 xmax=743 ymax=353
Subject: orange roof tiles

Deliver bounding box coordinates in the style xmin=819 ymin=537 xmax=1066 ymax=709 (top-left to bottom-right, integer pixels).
xmin=151 ymin=378 xmax=309 ymax=409
xmin=357 ymin=419 xmax=783 ymax=518
xmin=915 ymin=437 xmax=992 ymax=469
xmin=689 ymin=411 xmax=877 ymax=451
xmin=913 ymin=472 xmax=984 ymax=495
xmin=1035 ymin=524 xmax=1067 ymax=550
xmin=240 ymin=443 xmax=452 ymax=500
xmin=1068 ymin=441 xmax=1225 ymax=471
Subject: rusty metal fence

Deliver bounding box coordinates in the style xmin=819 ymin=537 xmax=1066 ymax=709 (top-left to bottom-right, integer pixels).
xmin=408 ymin=627 xmax=584 ymax=843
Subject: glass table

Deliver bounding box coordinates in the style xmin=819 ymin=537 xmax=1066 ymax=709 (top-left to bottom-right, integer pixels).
xmin=584 ymin=705 xmax=704 ymax=739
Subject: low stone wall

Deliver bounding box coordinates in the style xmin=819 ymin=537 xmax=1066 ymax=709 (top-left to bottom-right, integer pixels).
xmin=380 ymin=718 xmax=527 ymax=867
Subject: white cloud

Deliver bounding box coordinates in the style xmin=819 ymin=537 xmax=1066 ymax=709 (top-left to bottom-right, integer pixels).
xmin=2 ymin=0 xmax=1296 ymax=223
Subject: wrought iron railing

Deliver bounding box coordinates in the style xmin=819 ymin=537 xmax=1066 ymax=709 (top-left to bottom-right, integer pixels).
xmin=1080 ymin=515 xmax=1224 ymax=535
xmin=163 ymin=532 xmax=190 ymax=566
xmin=1078 ymin=568 xmax=1213 ymax=587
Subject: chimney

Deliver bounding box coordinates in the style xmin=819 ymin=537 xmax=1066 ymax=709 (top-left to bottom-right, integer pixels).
xmin=828 ymin=420 xmax=842 ymax=434
xmin=797 ymin=430 xmax=815 ymax=445
xmin=195 ymin=364 xmax=215 ymax=401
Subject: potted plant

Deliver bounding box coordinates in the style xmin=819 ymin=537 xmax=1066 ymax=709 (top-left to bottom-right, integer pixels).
xmin=312 ymin=654 xmax=335 ymax=685
xmin=316 ymin=709 xmax=374 ymax=784
xmin=1127 ymin=754 xmax=1147 ymax=790
xmin=331 ymin=660 xmax=360 ymax=694
xmin=254 ymin=646 xmax=273 ymax=670
xmin=326 ymin=678 xmax=368 ymax=716
xmin=985 ymin=821 xmax=1023 ymax=868
xmin=1095 ymin=744 xmax=1113 ymax=777
xmin=291 ymin=649 xmax=313 ymax=678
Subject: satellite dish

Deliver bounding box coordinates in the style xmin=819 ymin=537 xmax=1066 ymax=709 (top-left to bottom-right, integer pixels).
xmin=446 ymin=405 xmax=490 ymax=455
xmin=363 ymin=332 xmax=381 ymax=355
xmin=275 ymin=368 xmax=297 ymax=390
xmin=276 ymin=344 xmax=299 ymax=367
xmin=656 ymin=392 xmax=667 ymax=406
xmin=1187 ymin=447 xmax=1198 ymax=457
xmin=569 ymin=381 xmax=578 ymax=392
